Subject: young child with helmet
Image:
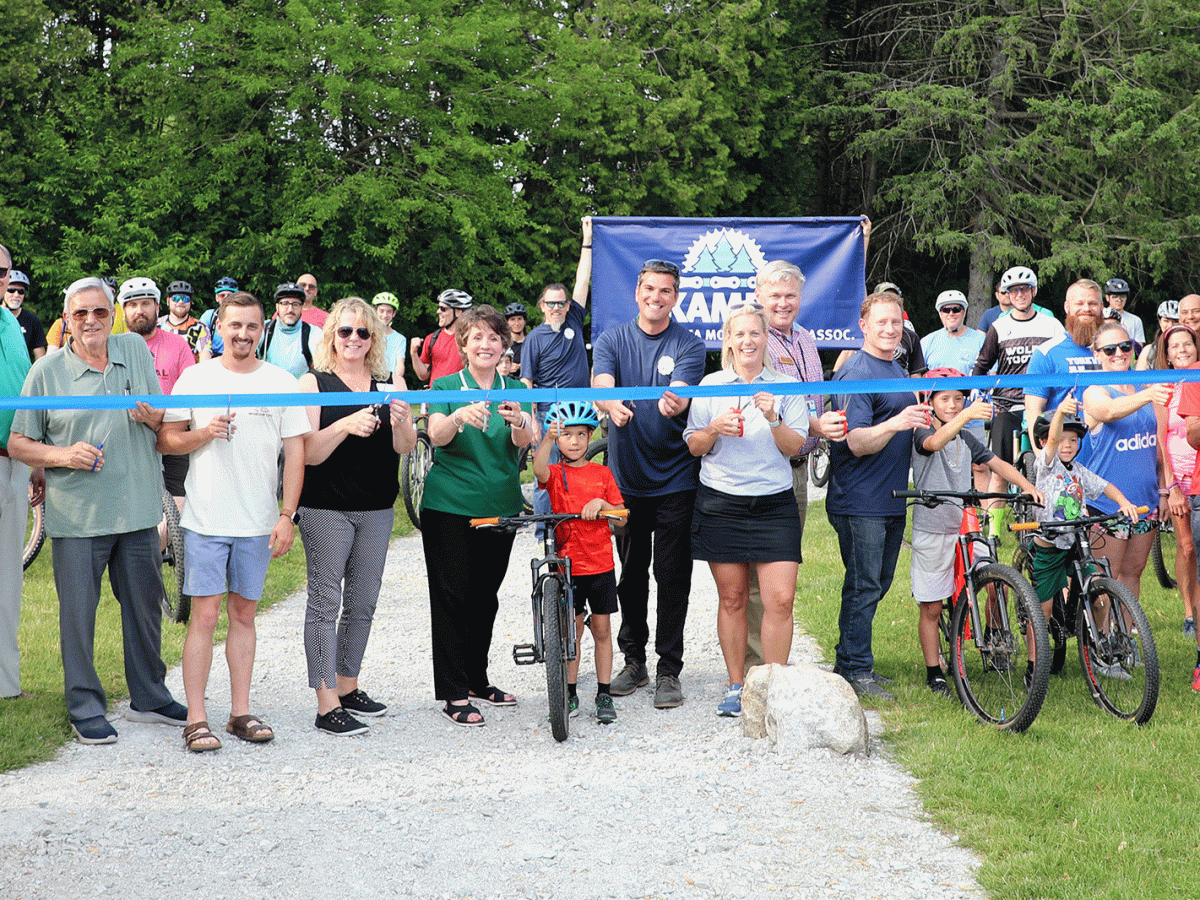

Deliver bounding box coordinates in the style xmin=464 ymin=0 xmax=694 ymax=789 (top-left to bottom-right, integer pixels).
xmin=1027 ymin=398 xmax=1139 ymax=672
xmin=532 ymin=400 xmax=624 ymax=724
xmin=910 ymin=368 xmax=1043 ymax=696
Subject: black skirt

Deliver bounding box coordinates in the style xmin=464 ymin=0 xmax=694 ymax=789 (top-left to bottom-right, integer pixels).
xmin=690 ymin=483 xmax=802 ymax=564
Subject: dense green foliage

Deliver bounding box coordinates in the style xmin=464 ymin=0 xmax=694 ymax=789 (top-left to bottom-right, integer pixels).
xmin=3 ymin=0 xmax=1199 ymax=338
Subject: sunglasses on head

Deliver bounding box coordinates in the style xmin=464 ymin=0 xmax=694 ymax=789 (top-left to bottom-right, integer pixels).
xmin=1096 ymin=340 xmax=1133 ymax=356
xmin=641 ymin=258 xmax=680 ymax=276
xmin=940 ymin=305 xmax=965 ymax=315
xmin=70 ymin=306 xmax=112 ymax=322
xmin=337 ymin=326 xmax=372 ymax=340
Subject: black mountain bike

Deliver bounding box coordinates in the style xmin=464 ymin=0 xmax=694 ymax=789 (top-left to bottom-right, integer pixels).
xmin=470 ymin=508 xmax=626 ymax=742
xmin=1012 ymin=508 xmax=1159 ymax=725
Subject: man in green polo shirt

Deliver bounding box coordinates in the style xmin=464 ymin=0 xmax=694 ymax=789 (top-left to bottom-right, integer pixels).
xmin=0 ymin=242 xmax=40 ymax=699
xmin=8 ymin=276 xmax=186 ymax=744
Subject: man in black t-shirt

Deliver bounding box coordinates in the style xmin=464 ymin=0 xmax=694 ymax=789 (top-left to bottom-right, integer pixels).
xmin=3 ymin=271 xmax=46 ymax=360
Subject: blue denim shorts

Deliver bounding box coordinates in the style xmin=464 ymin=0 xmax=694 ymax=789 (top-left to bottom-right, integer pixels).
xmin=183 ymin=530 xmax=271 ymax=600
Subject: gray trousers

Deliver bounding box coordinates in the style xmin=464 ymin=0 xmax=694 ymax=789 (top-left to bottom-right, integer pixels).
xmin=299 ymin=507 xmax=393 ymax=690
xmin=52 ymin=527 xmax=173 ymax=721
xmin=745 ymin=465 xmax=807 ymax=669
xmin=0 ymin=458 xmax=29 ymax=697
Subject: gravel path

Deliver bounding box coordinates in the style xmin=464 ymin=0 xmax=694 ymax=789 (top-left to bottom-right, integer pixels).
xmin=0 ymin=524 xmax=983 ymax=900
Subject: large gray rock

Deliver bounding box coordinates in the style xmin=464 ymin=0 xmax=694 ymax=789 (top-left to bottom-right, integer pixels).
xmin=742 ymin=663 xmax=870 ymax=756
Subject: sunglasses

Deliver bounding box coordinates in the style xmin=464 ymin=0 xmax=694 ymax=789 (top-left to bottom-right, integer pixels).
xmin=940 ymin=305 xmax=964 ymax=314
xmin=169 ymin=294 xmax=191 ymax=303
xmin=70 ymin=306 xmax=112 ymax=322
xmin=543 ymin=300 xmax=569 ymax=309
xmin=641 ymin=258 xmax=680 ymax=276
xmin=1096 ymin=340 xmax=1133 ymax=356
xmin=337 ymin=326 xmax=372 ymax=340
xmin=6 ymin=287 xmax=25 ymax=296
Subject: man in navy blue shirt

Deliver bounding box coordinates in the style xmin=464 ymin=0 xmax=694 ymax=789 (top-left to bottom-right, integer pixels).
xmin=593 ymin=259 xmax=706 ymax=709
xmin=827 ymin=292 xmax=930 ymax=701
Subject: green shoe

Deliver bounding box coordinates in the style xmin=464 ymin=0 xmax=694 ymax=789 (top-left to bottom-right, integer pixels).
xmin=595 ymin=693 xmax=616 ymax=725
xmin=568 ymin=696 xmax=580 ymax=718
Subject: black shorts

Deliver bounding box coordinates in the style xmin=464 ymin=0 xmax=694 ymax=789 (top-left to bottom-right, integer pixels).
xmin=989 ymin=406 xmax=1022 ymax=465
xmin=571 ymin=570 xmax=618 ymax=616
xmin=690 ymin=483 xmax=801 ymax=564
xmin=162 ymin=453 xmax=189 ymax=498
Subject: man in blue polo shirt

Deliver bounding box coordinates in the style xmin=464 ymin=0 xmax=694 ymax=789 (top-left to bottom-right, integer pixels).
xmin=593 ymin=258 xmax=706 ymax=709
xmin=827 ymin=292 xmax=930 ymax=701
xmin=1024 ymin=279 xmax=1104 ymax=449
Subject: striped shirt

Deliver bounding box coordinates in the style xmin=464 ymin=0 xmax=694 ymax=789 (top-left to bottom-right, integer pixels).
xmin=766 ymin=322 xmax=824 ymax=457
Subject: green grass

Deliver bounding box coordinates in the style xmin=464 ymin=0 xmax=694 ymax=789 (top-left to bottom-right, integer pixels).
xmin=796 ymin=499 xmax=1200 ymax=900
xmin=0 ymin=501 xmax=415 ymax=772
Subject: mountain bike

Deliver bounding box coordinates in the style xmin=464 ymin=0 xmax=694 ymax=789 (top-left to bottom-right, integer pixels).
xmin=1012 ymin=508 xmax=1159 ymax=724
xmin=516 ymin=437 xmax=609 ymax=515
xmin=23 ymin=484 xmax=44 ymax=570
xmin=470 ymin=508 xmax=627 ymax=742
xmin=160 ymin=487 xmax=189 ymax=624
xmin=894 ymin=489 xmax=1050 ymax=732
xmin=400 ymin=411 xmax=432 ymax=530
xmin=807 ymin=438 xmax=831 ymax=488
xmin=1151 ymin=518 xmax=1176 ymax=590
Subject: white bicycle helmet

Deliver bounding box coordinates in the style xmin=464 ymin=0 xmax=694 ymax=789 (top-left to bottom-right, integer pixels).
xmin=118 ymin=276 xmax=161 ymax=304
xmin=935 ymin=289 xmax=967 ymax=311
xmin=1159 ymin=300 xmax=1180 ymax=321
xmin=437 ymin=288 xmax=473 ymax=310
xmin=8 ymin=270 xmax=29 ymax=288
xmin=998 ymin=266 xmax=1038 ymax=293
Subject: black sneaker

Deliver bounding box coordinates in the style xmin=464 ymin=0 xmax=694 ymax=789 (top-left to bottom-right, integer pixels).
xmin=315 ymin=706 xmax=369 ymax=736
xmin=339 ymin=688 xmax=386 ymax=717
xmin=71 ymin=715 xmax=118 ymax=744
xmin=928 ymin=675 xmax=951 ymax=697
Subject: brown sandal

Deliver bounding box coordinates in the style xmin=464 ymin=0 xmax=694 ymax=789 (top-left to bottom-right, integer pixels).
xmin=226 ymin=714 xmax=275 ymax=743
xmin=183 ymin=721 xmax=221 ymax=753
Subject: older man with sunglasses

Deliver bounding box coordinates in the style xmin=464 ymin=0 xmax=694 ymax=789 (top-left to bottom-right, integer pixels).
xmin=8 ymin=276 xmax=185 ymax=744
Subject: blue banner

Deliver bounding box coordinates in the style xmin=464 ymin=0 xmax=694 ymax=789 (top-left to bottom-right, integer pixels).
xmin=591 ymin=217 xmax=867 ymax=350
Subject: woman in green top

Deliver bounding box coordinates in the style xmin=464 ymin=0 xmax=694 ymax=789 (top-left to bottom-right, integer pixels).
xmin=421 ymin=305 xmax=534 ymax=726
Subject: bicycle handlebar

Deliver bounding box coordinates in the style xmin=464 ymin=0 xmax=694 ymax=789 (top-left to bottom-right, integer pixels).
xmin=1009 ymin=506 xmax=1151 ymax=533
xmin=892 ymin=489 xmax=1036 ymax=506
xmin=470 ymin=509 xmax=629 ymax=528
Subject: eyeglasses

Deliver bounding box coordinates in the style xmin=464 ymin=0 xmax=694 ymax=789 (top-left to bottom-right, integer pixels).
xmin=6 ymin=288 xmax=25 ymax=296
xmin=169 ymin=294 xmax=191 ymax=303
xmin=70 ymin=306 xmax=112 ymax=322
xmin=939 ymin=306 xmax=965 ymax=315
xmin=1096 ymin=340 xmax=1133 ymax=356
xmin=640 ymin=259 xmax=680 ymax=276
xmin=276 ymin=300 xmax=303 ymax=309
xmin=337 ymin=326 xmax=372 ymax=340
xmin=543 ymin=300 xmax=568 ymax=309
xmin=437 ymin=305 xmax=452 ymax=312
xmin=1003 ymin=285 xmax=1035 ymax=296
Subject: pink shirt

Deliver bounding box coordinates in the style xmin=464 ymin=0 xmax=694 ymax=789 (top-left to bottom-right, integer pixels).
xmin=144 ymin=328 xmax=195 ymax=395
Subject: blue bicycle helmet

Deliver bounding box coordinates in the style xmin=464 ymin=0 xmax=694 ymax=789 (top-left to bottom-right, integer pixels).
xmin=215 ymin=276 xmax=239 ymax=294
xmin=544 ymin=400 xmax=600 ymax=431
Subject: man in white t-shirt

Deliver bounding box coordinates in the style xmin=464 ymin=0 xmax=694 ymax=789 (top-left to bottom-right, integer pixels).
xmin=158 ymin=291 xmax=311 ymax=752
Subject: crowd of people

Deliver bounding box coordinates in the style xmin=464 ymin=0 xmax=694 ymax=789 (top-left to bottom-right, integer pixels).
xmin=2 ymin=228 xmax=1199 ymax=749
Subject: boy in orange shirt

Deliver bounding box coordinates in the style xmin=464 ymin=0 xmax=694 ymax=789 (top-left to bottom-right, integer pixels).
xmin=533 ymin=401 xmax=624 ymax=723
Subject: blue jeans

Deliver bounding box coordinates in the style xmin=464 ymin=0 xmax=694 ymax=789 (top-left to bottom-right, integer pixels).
xmin=827 ymin=513 xmax=906 ymax=679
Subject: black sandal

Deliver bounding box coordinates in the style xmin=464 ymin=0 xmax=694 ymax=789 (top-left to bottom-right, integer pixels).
xmin=468 ymin=685 xmax=517 ymax=707
xmin=441 ymin=702 xmax=485 ymax=727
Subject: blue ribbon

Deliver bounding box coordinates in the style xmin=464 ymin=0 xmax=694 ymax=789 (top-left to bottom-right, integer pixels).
xmin=2 ymin=368 xmax=1197 ymax=411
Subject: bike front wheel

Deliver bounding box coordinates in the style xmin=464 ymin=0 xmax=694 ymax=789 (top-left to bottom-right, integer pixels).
xmin=949 ymin=563 xmax=1050 ymax=733
xmin=1078 ymin=576 xmax=1159 ymax=725
xmin=808 ymin=440 xmax=830 ymax=488
xmin=1151 ymin=522 xmax=1176 ymax=590
xmin=160 ymin=489 xmax=190 ymax=624
xmin=542 ymin=575 xmax=570 ymax=742
xmin=401 ymin=430 xmax=433 ymax=530
xmin=23 ymin=489 xmax=45 ymax=570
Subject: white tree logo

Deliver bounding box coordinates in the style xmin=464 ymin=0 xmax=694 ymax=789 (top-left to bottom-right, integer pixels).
xmin=679 ymin=229 xmax=769 ymax=290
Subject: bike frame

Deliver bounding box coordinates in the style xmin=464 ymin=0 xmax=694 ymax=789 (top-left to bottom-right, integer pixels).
xmin=528 ymin=525 xmax=577 ymax=667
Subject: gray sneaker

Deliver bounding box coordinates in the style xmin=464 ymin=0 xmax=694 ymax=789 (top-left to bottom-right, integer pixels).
xmin=653 ymin=674 xmax=684 ymax=709
xmin=848 ymin=676 xmax=896 ymax=702
xmin=610 ymin=661 xmax=649 ymax=696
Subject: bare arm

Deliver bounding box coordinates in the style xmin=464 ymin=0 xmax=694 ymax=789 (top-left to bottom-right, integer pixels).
xmin=270 ymin=434 xmax=304 ymax=558
xmin=1083 ymin=383 xmax=1170 ymax=426
xmin=157 ymin=416 xmax=232 ymax=455
xmin=919 ymin=399 xmax=991 ymax=454
xmin=7 ymin=432 xmax=101 ymax=471
xmin=846 ymin=401 xmax=929 ymax=457
xmin=409 ymin=337 xmax=431 ymax=382
xmin=572 ymin=217 xmax=592 ymax=308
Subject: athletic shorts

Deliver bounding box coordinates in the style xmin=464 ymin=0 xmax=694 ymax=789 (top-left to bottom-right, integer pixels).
xmin=183 ymin=531 xmax=271 ymax=600
xmin=1087 ymin=506 xmax=1158 ymax=541
xmin=989 ymin=406 xmax=1022 ymax=465
xmin=1029 ymin=541 xmax=1072 ymax=605
xmin=571 ymin=569 xmax=618 ymax=617
xmin=909 ymin=529 xmax=959 ymax=603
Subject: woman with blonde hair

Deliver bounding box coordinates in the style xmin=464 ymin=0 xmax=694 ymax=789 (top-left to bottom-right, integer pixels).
xmin=297 ymin=297 xmax=417 ymax=735
xmin=684 ymin=303 xmax=808 ymax=717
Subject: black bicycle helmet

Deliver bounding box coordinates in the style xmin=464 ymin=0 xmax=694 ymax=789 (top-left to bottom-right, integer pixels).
xmin=167 ymin=280 xmax=194 ymax=297
xmin=1033 ymin=413 xmax=1088 ymax=446
xmin=274 ymin=281 xmax=306 ymax=301
xmin=1105 ymin=277 xmax=1130 ymax=295
xmin=504 ymin=302 xmax=527 ymax=318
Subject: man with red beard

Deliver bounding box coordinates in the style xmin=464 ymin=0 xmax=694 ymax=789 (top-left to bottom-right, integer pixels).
xmin=1024 ymin=279 xmax=1105 ymax=447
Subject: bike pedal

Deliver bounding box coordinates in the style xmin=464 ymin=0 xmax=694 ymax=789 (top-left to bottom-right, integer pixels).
xmin=512 ymin=644 xmax=537 ymax=665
